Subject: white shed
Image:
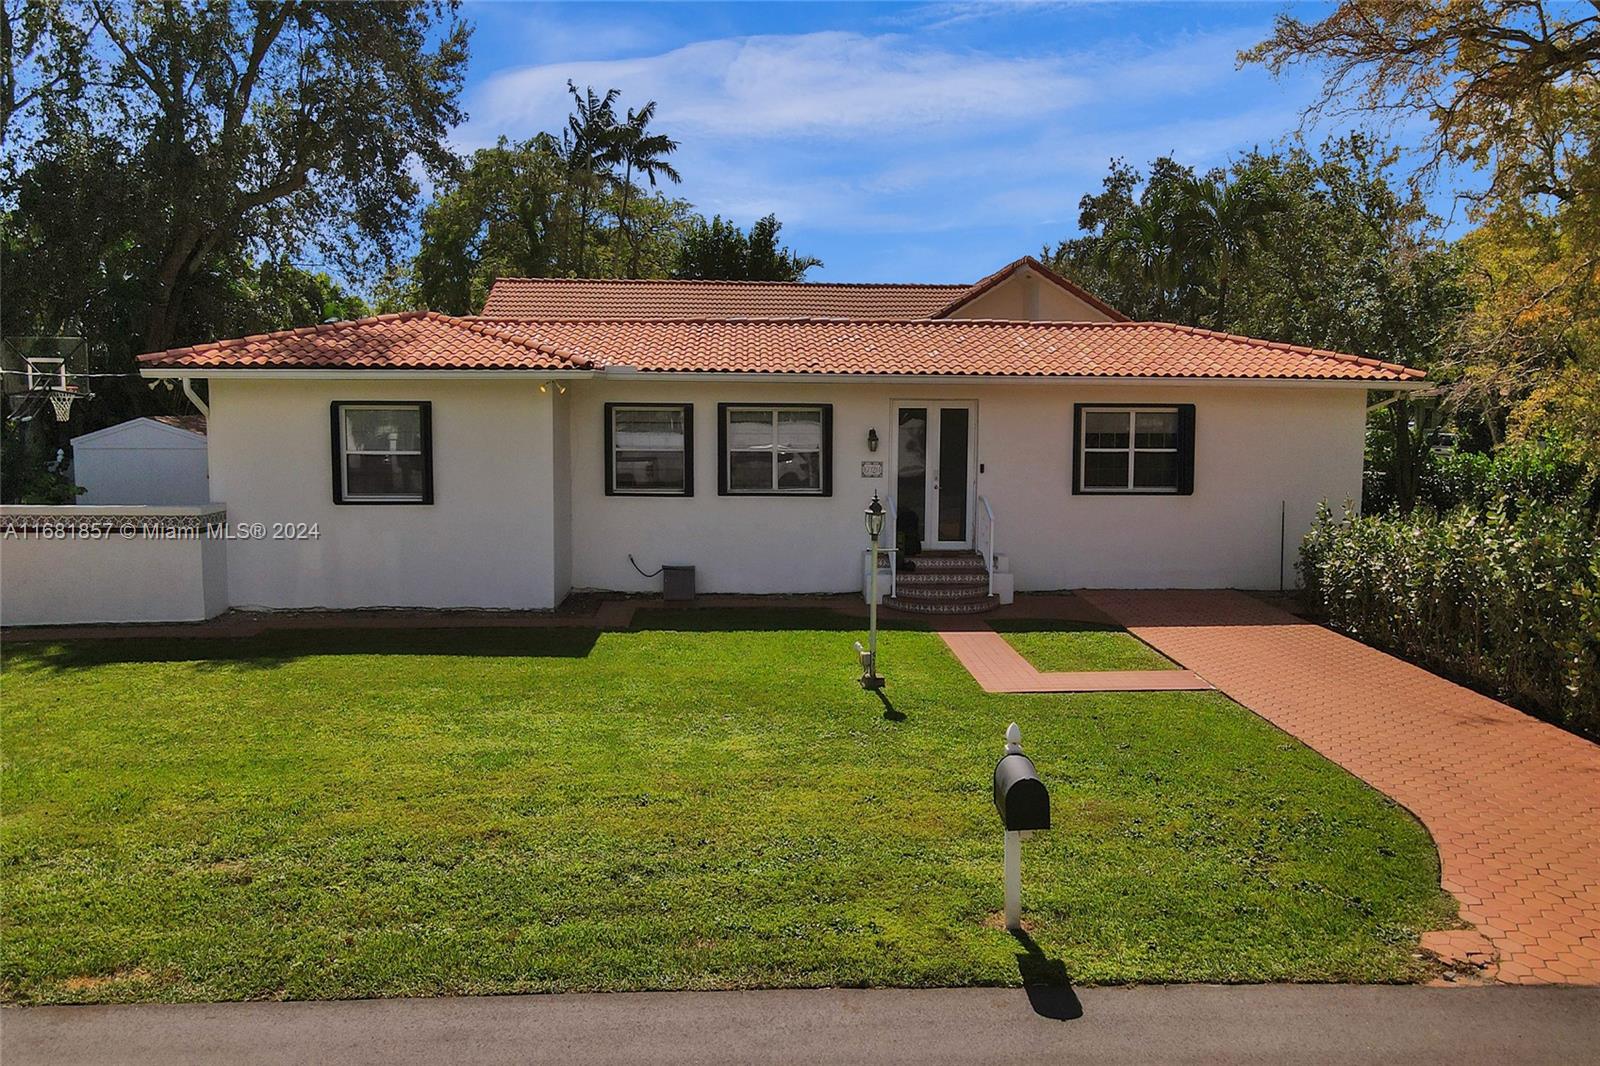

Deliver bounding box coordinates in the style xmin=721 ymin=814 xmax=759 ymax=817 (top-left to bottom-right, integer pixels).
xmin=71 ymin=416 xmax=209 ymax=505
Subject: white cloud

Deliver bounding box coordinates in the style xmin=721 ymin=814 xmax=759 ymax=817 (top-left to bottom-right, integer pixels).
xmin=467 ymin=31 xmax=1091 ymax=144
xmin=456 ymin=21 xmax=1320 ymax=278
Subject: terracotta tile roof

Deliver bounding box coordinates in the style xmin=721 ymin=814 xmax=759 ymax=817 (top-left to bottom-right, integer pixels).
xmin=480 ymin=277 xmax=970 ymax=319
xmin=930 ymin=256 xmax=1129 ymax=321
xmin=136 ymin=311 xmax=1424 ymax=381
xmin=486 ymin=318 xmax=1425 ymax=381
xmin=137 ymin=311 xmax=589 ymax=371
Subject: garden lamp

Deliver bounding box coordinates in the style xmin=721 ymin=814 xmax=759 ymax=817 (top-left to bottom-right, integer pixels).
xmin=861 ymin=493 xmax=886 ymax=690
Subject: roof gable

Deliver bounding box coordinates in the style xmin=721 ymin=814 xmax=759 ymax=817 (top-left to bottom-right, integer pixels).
xmin=931 ymin=257 xmax=1127 ymax=322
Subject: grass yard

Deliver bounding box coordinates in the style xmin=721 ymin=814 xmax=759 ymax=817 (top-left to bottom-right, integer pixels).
xmin=0 ymin=610 xmax=1455 ymax=1004
xmin=991 ymin=619 xmax=1177 ymax=673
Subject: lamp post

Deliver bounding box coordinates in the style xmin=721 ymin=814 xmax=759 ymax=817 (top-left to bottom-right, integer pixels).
xmin=862 ymin=492 xmax=887 ymax=690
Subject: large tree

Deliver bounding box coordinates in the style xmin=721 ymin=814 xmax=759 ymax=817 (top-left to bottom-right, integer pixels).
xmin=1244 ymin=1 xmax=1600 ymax=465
xmin=1243 ymin=1 xmax=1599 ymax=226
xmin=674 ymin=214 xmax=822 ymax=281
xmin=3 ymin=1 xmax=468 ymax=356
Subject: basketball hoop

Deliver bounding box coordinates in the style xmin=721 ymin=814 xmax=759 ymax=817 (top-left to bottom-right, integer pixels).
xmin=49 ymin=387 xmax=78 ymax=422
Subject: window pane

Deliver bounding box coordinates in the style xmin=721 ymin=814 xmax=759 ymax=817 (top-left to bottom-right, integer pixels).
xmin=896 ymin=408 xmax=927 ymax=546
xmin=776 ymin=450 xmax=821 ymax=491
xmin=1083 ymin=450 xmax=1129 ymax=489
xmin=1134 ymin=410 xmax=1178 ymax=449
xmin=346 ymin=453 xmax=426 ymax=498
xmin=346 ymin=408 xmax=421 ymax=453
xmin=777 ymin=408 xmax=822 ymax=450
xmin=1133 ymin=451 xmax=1179 ymax=489
xmin=729 ymin=451 xmax=772 ymax=491
xmin=1083 ymin=410 xmax=1129 ymax=449
xmin=728 ymin=410 xmax=773 ymax=450
xmin=615 ymin=451 xmax=685 ymax=492
xmin=614 ymin=408 xmax=684 ymax=450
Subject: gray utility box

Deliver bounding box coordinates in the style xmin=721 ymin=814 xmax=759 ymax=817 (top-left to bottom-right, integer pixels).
xmin=662 ymin=565 xmax=696 ymax=601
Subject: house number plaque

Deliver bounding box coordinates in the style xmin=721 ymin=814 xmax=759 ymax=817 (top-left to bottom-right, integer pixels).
xmin=860 ymin=461 xmax=884 ymax=478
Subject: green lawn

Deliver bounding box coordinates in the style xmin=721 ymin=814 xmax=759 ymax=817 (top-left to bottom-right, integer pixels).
xmin=0 ymin=610 xmax=1454 ymax=1004
xmin=991 ymin=619 xmax=1177 ymax=672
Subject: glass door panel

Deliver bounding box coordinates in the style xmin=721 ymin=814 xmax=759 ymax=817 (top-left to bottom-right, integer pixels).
xmin=936 ymin=407 xmax=970 ymax=542
xmin=896 ymin=407 xmax=927 ymax=556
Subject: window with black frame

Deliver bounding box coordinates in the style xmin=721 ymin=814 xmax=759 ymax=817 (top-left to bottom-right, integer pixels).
xmin=718 ymin=404 xmax=832 ymax=496
xmin=1073 ymin=405 xmax=1194 ymax=494
xmin=331 ymin=402 xmax=433 ymax=504
xmin=606 ymin=403 xmax=693 ymax=496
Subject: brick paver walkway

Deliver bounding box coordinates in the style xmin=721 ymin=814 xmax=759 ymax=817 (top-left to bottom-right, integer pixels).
xmin=1080 ymin=589 xmax=1600 ymax=986
xmin=938 ymin=627 xmax=1211 ymax=693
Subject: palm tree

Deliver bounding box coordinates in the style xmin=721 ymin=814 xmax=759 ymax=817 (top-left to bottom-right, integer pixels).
xmin=1097 ymin=183 xmax=1187 ymax=319
xmin=1181 ymin=172 xmax=1285 ymax=328
xmin=610 ymin=101 xmax=682 ymax=276
xmin=563 ymin=81 xmax=620 ymax=275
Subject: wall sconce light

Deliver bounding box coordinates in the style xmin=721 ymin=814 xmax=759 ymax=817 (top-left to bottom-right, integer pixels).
xmin=867 ymin=427 xmax=879 ymax=452
xmin=538 ymin=381 xmax=569 ymax=395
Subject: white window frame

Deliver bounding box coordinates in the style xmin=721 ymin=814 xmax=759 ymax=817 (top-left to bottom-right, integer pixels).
xmin=339 ymin=403 xmax=428 ymax=503
xmin=723 ymin=404 xmax=827 ymax=495
xmin=1078 ymin=406 xmax=1180 ymax=494
xmin=609 ymin=403 xmax=691 ymax=496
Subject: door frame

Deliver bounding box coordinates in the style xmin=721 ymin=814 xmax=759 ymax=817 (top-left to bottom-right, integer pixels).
xmin=889 ymin=399 xmax=979 ymax=550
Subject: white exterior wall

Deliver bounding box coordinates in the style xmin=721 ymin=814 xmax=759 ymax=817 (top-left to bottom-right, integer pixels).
xmin=207 ymin=378 xmax=564 ymax=610
xmin=0 ymin=506 xmax=228 ymax=625
xmin=567 ymin=379 xmax=1365 ymax=594
xmin=72 ymin=420 xmax=210 ymax=505
xmin=190 ymin=375 xmax=1364 ymax=611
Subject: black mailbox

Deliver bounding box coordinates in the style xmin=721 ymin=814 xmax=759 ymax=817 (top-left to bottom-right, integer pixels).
xmin=993 ymin=752 xmax=1050 ymax=831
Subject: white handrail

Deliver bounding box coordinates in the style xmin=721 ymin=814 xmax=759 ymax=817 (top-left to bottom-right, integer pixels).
xmin=976 ymin=495 xmax=995 ymax=596
xmin=884 ymin=494 xmax=897 ymax=598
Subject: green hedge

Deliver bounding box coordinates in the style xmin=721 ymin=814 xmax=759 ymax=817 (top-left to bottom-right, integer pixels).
xmin=1300 ymin=502 xmax=1600 ymax=738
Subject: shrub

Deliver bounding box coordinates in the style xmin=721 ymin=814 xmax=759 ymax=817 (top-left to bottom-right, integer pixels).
xmin=1419 ymin=441 xmax=1591 ymax=512
xmin=1300 ymin=502 xmax=1600 ymax=738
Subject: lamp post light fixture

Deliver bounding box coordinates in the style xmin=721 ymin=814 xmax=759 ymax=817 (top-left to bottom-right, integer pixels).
xmin=861 ymin=492 xmax=887 ymax=690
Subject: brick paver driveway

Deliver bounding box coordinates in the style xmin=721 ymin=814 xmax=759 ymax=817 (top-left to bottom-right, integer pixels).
xmin=1080 ymin=589 xmax=1600 ymax=986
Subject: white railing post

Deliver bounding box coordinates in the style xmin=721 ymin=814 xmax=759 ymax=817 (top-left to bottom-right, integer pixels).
xmin=885 ymin=495 xmax=897 ymax=598
xmin=977 ymin=495 xmax=995 ymax=596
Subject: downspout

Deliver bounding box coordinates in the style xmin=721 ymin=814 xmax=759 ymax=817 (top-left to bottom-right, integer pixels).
xmin=181 ymin=377 xmax=210 ymax=418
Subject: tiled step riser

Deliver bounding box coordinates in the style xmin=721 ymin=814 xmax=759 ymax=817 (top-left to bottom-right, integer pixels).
xmin=886 ymin=595 xmax=1000 ymax=615
xmin=907 ymin=558 xmax=988 ymax=573
xmin=893 ymin=587 xmax=995 ymax=603
xmin=895 ymin=573 xmax=990 ymax=589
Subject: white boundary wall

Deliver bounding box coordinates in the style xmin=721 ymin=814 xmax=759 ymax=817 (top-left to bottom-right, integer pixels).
xmin=0 ymin=506 xmax=228 ymax=626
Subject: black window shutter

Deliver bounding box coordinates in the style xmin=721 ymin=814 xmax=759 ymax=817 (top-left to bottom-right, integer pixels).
xmin=716 ymin=403 xmax=729 ymax=495
xmin=681 ymin=405 xmax=695 ymax=497
xmin=820 ymin=404 xmax=834 ymax=497
xmin=602 ymin=403 xmax=616 ymax=496
xmin=1177 ymin=403 xmax=1196 ymax=495
xmin=1070 ymin=404 xmax=1083 ymax=495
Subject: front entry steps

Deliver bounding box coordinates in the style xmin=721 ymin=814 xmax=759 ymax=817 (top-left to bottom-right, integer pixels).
xmin=886 ymin=551 xmax=999 ymax=615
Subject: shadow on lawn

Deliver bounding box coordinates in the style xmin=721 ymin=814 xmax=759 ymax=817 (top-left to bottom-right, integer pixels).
xmin=9 ymin=626 xmax=603 ymax=672
xmin=987 ymin=619 xmax=1123 ymax=636
xmin=628 ymin=607 xmax=930 ymax=633
xmin=1013 ymin=931 xmax=1083 ymax=1021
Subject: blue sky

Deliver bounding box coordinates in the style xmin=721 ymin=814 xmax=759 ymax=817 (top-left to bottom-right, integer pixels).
xmin=453 ymin=1 xmax=1430 ymax=282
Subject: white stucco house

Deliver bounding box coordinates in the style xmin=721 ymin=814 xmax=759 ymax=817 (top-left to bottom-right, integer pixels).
xmin=122 ymin=256 xmax=1425 ymax=617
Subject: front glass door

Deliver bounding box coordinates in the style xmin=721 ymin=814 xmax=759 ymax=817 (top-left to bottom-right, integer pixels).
xmin=894 ymin=402 xmax=975 ymax=551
